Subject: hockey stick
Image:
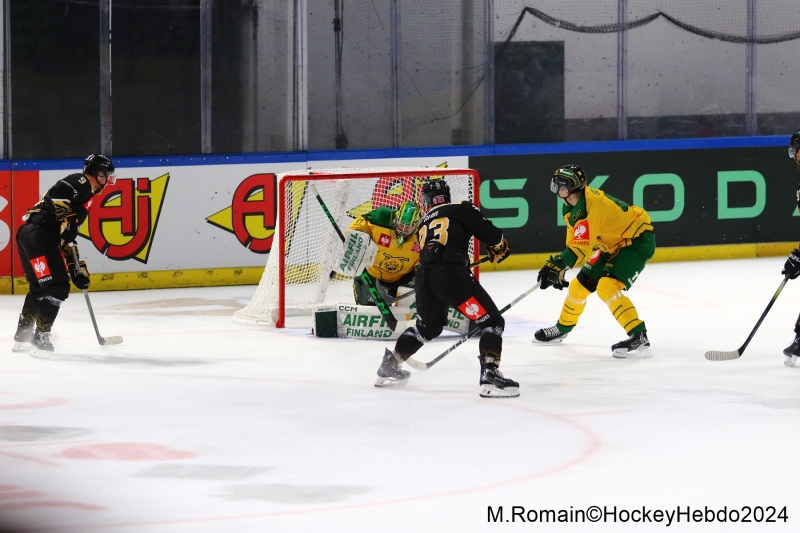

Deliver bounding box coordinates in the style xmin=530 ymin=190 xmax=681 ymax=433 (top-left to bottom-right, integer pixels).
xmin=68 ymin=245 xmax=123 ymax=346
xmin=404 ymin=282 xmax=541 ymax=372
xmin=309 ymin=183 xmax=398 ymax=330
xmin=374 ymin=256 xmax=492 ymax=304
xmin=704 ymin=275 xmax=789 ymax=361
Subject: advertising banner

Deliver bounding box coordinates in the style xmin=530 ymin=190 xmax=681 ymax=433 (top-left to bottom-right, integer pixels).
xmin=7 ymin=155 xmax=469 ymax=292
xmin=471 ymin=147 xmax=798 ymax=254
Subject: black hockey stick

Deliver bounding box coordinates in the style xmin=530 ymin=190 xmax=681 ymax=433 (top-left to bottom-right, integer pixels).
xmin=404 ymin=282 xmax=541 ymax=372
xmin=704 ymin=275 xmax=789 ymax=361
xmin=68 ymin=245 xmax=123 ymax=346
xmin=309 ymin=183 xmax=398 ymax=330
xmin=374 ymin=256 xmax=492 ymax=304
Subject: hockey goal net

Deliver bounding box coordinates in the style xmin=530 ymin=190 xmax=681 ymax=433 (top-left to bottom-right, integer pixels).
xmin=234 ymin=167 xmax=480 ymax=328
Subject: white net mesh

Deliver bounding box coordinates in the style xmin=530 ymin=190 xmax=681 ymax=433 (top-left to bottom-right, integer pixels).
xmin=234 ymin=167 xmax=477 ymax=326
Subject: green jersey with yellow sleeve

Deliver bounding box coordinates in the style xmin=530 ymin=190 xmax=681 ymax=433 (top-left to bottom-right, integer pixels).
xmin=560 ymin=187 xmax=653 ymax=268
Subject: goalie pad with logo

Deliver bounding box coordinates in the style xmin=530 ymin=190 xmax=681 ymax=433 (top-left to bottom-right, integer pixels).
xmin=334 ymin=229 xmax=379 ymax=278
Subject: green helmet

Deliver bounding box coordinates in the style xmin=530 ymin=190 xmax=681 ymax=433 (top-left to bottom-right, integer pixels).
xmin=394 ymin=201 xmax=421 ymax=242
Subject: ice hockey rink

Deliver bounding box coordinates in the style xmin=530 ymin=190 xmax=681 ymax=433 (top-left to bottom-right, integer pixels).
xmin=0 ymin=257 xmax=798 ymax=533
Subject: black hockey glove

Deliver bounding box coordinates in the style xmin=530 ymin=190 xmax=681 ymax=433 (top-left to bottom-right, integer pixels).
xmin=63 ymin=242 xmax=91 ymax=290
xmin=782 ymin=249 xmax=800 ymax=280
xmin=538 ymin=255 xmax=569 ymax=290
xmin=487 ymin=238 xmax=510 ymax=264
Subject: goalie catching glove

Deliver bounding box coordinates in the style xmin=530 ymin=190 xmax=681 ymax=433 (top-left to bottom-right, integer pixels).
xmin=487 ymin=238 xmax=510 ymax=264
xmin=62 ymin=242 xmax=91 ymax=290
xmin=783 ymin=248 xmax=800 ymax=280
xmin=538 ymin=255 xmax=569 ymax=290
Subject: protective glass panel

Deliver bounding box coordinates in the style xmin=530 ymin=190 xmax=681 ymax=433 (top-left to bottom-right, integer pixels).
xmin=10 ymin=0 xmax=99 ymax=158
xmin=495 ymin=1 xmax=619 ymax=142
xmin=112 ymin=1 xmax=200 ymax=156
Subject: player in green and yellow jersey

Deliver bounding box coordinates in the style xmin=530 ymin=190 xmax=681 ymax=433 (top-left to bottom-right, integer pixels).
xmin=533 ymin=164 xmax=656 ymax=357
xmin=348 ymin=201 xmax=422 ymax=305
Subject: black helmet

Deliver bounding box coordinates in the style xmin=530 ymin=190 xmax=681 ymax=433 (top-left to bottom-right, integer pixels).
xmin=551 ymin=164 xmax=587 ymax=196
xmin=789 ymin=130 xmax=800 ymax=168
xmin=421 ymin=179 xmax=451 ymax=209
xmin=84 ymin=154 xmax=115 ymax=179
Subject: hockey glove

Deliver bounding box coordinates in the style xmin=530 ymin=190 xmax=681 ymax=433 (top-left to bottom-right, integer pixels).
xmin=63 ymin=243 xmax=91 ymax=290
xmin=782 ymin=249 xmax=800 ymax=280
xmin=538 ymin=255 xmax=569 ymax=290
xmin=487 ymin=238 xmax=510 ymax=264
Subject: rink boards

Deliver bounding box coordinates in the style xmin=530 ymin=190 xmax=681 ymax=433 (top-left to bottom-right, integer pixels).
xmin=0 ymin=136 xmax=796 ymax=293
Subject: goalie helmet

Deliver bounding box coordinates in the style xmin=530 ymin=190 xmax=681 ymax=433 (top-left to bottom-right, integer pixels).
xmin=789 ymin=130 xmax=800 ymax=169
xmin=394 ymin=201 xmax=421 ymax=245
xmin=551 ymin=164 xmax=587 ymax=196
xmin=84 ymin=154 xmax=116 ymax=184
xmin=421 ymin=179 xmax=451 ymax=210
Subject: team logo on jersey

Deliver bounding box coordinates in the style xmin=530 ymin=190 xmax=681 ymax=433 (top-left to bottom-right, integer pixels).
xmin=78 ymin=174 xmax=170 ymax=263
xmin=588 ymin=249 xmax=603 ymax=265
xmin=457 ymin=296 xmax=486 ymax=320
xmin=378 ymin=253 xmax=409 ymax=274
xmin=572 ymin=220 xmax=590 ymax=245
xmin=378 ymin=233 xmax=391 ymax=247
xmin=31 ymin=256 xmax=51 ymax=281
xmin=412 ymin=242 xmax=421 ymax=253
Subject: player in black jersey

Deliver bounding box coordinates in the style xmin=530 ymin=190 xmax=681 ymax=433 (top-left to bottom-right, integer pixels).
xmin=374 ymin=179 xmax=517 ymax=398
xmin=781 ymin=130 xmax=800 ymax=366
xmin=13 ymin=154 xmax=115 ymax=354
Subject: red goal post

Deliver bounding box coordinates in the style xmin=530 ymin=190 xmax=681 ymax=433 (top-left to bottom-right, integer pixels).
xmin=234 ymin=167 xmax=481 ymax=328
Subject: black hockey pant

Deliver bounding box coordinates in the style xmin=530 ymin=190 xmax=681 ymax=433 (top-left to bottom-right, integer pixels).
xmin=395 ymin=263 xmax=504 ymax=360
xmin=16 ymin=223 xmax=71 ymax=332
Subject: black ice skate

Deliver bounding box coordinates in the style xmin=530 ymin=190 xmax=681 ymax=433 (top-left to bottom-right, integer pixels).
xmin=479 ymin=358 xmax=520 ymax=398
xmin=374 ymin=348 xmax=410 ymax=387
xmin=30 ymin=330 xmax=54 ymax=356
xmin=611 ymin=330 xmax=651 ymax=358
xmin=12 ymin=322 xmax=35 ymax=352
xmin=532 ymin=325 xmax=568 ymax=344
xmin=783 ymin=335 xmax=800 ymax=367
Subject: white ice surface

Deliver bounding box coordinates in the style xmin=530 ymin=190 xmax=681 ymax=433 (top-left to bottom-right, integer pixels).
xmin=0 ymin=258 xmax=798 ymax=532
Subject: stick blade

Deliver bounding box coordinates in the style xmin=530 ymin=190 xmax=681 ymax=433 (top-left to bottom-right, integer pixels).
xmin=100 ymin=336 xmax=123 ymax=346
xmin=404 ymin=357 xmax=428 ymax=372
xmin=704 ymin=350 xmax=740 ymax=361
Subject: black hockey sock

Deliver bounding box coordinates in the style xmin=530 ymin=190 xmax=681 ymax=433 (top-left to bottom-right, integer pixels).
xmin=35 ymin=296 xmax=63 ymax=333
xmin=395 ymin=326 xmax=425 ymax=360
xmin=478 ymin=326 xmax=503 ymax=360
xmin=19 ymin=293 xmax=40 ymax=327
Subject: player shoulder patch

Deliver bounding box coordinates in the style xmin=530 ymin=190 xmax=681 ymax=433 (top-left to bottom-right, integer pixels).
xmin=378 ymin=233 xmax=391 ymax=247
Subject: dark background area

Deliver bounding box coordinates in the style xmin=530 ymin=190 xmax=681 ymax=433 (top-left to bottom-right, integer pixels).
xmin=472 ymin=146 xmax=798 ymax=253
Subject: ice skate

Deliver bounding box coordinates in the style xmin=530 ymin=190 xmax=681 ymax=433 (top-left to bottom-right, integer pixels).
xmin=374 ymin=348 xmax=410 ymax=387
xmin=532 ymin=325 xmax=568 ymax=344
xmin=30 ymin=330 xmax=54 ymax=357
xmin=479 ymin=357 xmax=519 ymax=398
xmin=12 ymin=323 xmax=35 ymax=352
xmin=783 ymin=335 xmax=800 ymax=367
xmin=611 ymin=330 xmax=651 ymax=358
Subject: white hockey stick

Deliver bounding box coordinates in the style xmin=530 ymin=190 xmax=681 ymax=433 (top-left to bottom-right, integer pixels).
xmin=404 ymin=282 xmax=540 ymax=372
xmin=68 ymin=245 xmax=123 ymax=346
xmin=704 ymin=275 xmax=788 ymax=361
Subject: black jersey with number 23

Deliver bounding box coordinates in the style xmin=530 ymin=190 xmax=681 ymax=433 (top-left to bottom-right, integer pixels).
xmin=418 ymin=201 xmax=503 ymax=266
